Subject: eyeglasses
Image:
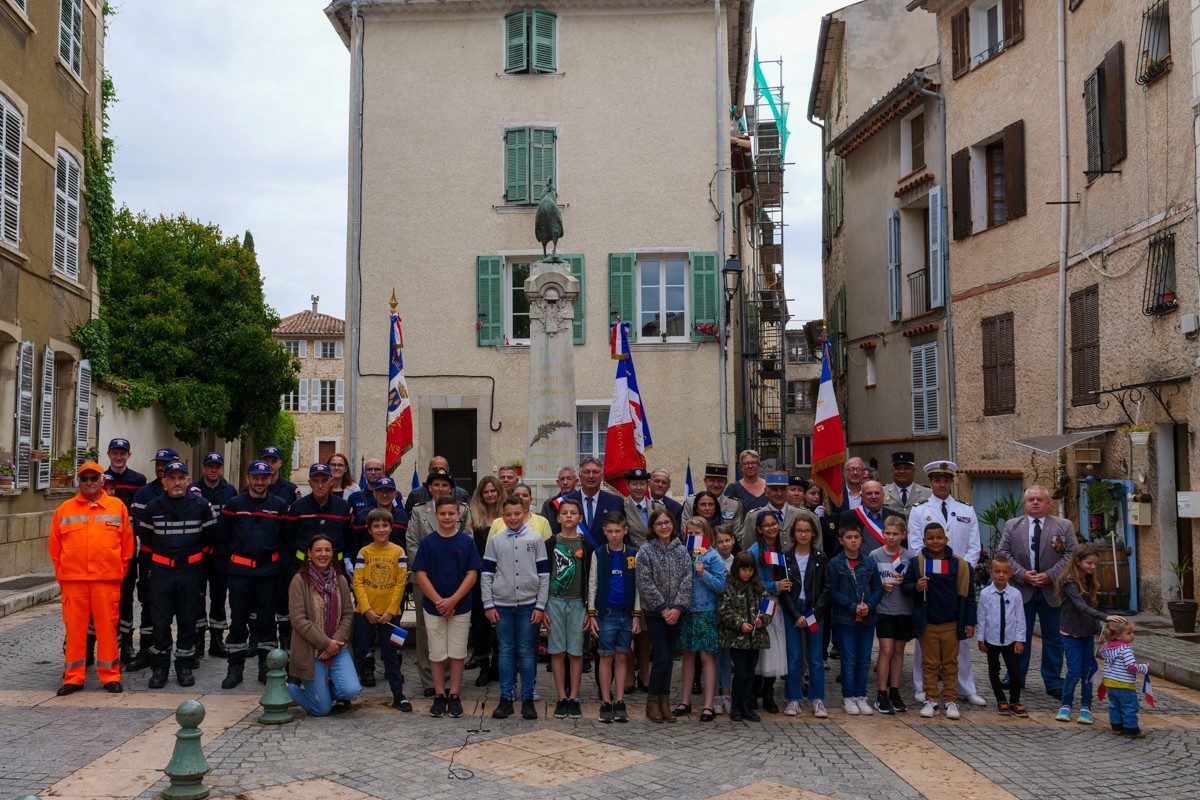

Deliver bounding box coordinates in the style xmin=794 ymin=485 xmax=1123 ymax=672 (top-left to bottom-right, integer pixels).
xmin=653 ymin=519 xmax=674 ymax=527
xmin=78 ymin=475 xmax=102 ymax=483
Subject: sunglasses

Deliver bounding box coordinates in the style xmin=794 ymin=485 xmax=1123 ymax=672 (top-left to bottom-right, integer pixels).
xmin=78 ymin=475 xmax=102 ymax=483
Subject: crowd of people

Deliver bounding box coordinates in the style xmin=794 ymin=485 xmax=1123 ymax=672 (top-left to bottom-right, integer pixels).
xmin=47 ymin=444 xmax=1152 ymax=735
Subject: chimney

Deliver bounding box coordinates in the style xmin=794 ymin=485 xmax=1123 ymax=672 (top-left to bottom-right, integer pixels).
xmin=311 ymin=295 xmax=319 ymax=313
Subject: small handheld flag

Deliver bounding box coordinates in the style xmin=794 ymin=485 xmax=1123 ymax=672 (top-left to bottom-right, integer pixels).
xmin=763 ymin=551 xmax=786 ymax=567
xmin=925 ymin=558 xmax=951 ymax=575
xmin=685 ymin=533 xmax=709 ymax=553
xmin=1144 ymin=675 xmax=1156 ymax=708
xmin=801 ymin=609 xmax=819 ymax=632
xmin=388 ymin=624 xmax=408 ymax=649
xmin=759 ymin=597 xmax=777 ymax=616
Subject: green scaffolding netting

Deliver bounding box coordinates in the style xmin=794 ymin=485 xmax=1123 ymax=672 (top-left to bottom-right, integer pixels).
xmin=753 ymin=53 xmax=789 ymax=161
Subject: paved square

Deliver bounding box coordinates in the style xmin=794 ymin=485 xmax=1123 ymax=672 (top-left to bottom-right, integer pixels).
xmin=432 ymin=730 xmax=655 ymax=787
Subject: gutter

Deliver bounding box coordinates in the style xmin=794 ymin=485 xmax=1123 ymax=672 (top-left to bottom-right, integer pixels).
xmin=807 ymin=15 xmax=832 ymax=122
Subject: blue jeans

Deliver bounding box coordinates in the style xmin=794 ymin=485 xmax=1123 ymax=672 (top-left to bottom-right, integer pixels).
xmin=834 ymin=622 xmax=875 ymax=698
xmin=785 ymin=619 xmax=825 ymax=701
xmin=717 ymin=648 xmax=732 ymax=691
xmin=1061 ymin=635 xmax=1097 ymax=710
xmin=495 ymin=604 xmax=537 ymax=701
xmin=287 ymin=649 xmax=362 ymax=717
xmin=1106 ymin=686 xmax=1140 ymax=731
xmin=1018 ymin=594 xmax=1063 ymax=691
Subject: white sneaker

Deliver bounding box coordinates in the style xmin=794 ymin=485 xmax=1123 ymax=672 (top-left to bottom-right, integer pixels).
xmin=855 ymin=697 xmax=874 ymax=715
xmin=919 ymin=700 xmax=938 ymax=718
xmin=716 ymin=696 xmax=729 ymax=714
xmin=812 ymin=699 xmax=829 ymax=718
xmin=944 ymin=702 xmax=961 ymax=719
xmin=843 ymin=698 xmax=860 ymax=715
xmin=914 ymin=691 xmax=926 ymax=702
xmin=784 ymin=700 xmax=801 ymax=716
xmin=966 ymin=693 xmax=987 ymax=707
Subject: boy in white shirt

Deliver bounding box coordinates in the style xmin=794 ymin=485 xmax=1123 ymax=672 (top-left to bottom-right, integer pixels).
xmin=976 ymin=554 xmax=1028 ymax=717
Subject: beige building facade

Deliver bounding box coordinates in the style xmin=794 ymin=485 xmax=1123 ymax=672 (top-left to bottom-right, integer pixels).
xmin=784 ymin=328 xmax=820 ymax=473
xmin=328 ymin=0 xmax=752 ymax=498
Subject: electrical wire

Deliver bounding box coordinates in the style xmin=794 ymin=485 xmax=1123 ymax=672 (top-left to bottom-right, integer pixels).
xmin=444 ymin=680 xmax=491 ymax=780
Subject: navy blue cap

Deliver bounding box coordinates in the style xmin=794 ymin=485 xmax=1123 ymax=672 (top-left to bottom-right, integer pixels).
xmin=247 ymin=460 xmax=273 ymax=476
xmin=107 ymin=438 xmax=131 ymax=452
xmin=163 ymin=461 xmax=189 ymax=475
xmin=259 ymin=446 xmax=283 ymax=460
xmin=374 ymin=476 xmax=397 ymax=490
xmin=202 ymin=452 xmax=224 ymax=466
xmin=309 ymin=463 xmax=333 ymax=477
xmin=424 ymin=468 xmax=454 ymax=488
xmin=764 ymin=471 xmax=788 ymax=486
xmin=154 ymin=448 xmax=180 ymax=462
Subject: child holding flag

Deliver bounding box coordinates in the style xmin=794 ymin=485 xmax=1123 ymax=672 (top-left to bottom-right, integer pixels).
xmin=869 ymin=517 xmax=915 ymax=714
xmin=779 ymin=517 xmax=829 ymax=718
xmin=674 ymin=518 xmax=727 ymax=722
xmin=352 ymin=508 xmax=410 ymax=711
xmin=718 ymin=551 xmax=773 ymax=722
xmin=902 ymin=522 xmax=976 ymax=720
xmin=747 ymin=510 xmax=791 ymax=712
xmin=712 ymin=525 xmax=737 ymax=714
xmin=1055 ymin=544 xmax=1127 ymax=725
xmin=1098 ymin=619 xmax=1150 ymax=737
xmin=827 ymin=522 xmax=884 ymax=715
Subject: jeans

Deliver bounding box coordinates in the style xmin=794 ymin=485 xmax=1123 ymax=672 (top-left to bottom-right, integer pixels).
xmin=287 ymin=649 xmax=362 ymax=717
xmin=1018 ymin=594 xmax=1063 ymax=690
xmin=643 ymin=612 xmax=680 ymax=695
xmin=1062 ymin=635 xmax=1097 ymax=710
xmin=495 ymin=604 xmax=538 ymax=701
xmin=833 ymin=622 xmax=875 ymax=698
xmin=1106 ymin=686 xmax=1140 ymax=731
xmin=785 ymin=620 xmax=825 ymax=701
xmin=351 ymin=614 xmax=405 ymax=701
xmin=717 ymin=648 xmax=732 ymax=690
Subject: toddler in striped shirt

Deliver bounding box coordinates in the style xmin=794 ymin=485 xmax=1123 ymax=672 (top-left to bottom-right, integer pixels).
xmin=1098 ymin=619 xmax=1149 ymax=738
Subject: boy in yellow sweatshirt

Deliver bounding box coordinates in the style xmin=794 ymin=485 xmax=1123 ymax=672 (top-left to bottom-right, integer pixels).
xmin=352 ymin=508 xmax=410 ymax=710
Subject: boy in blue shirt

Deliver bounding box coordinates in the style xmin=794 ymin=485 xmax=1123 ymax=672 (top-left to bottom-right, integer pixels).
xmin=586 ymin=512 xmax=642 ymax=723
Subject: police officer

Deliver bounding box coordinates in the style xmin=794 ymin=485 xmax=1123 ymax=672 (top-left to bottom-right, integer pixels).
xmin=220 ymin=460 xmax=289 ymax=688
xmin=102 ymin=437 xmax=146 ymax=666
xmin=191 ymin=452 xmax=237 ymax=657
xmin=126 ymin=447 xmax=180 ymax=671
xmin=884 ymin=451 xmax=931 ymax=516
xmin=681 ymin=462 xmax=744 ymax=533
xmin=140 ymin=461 xmax=217 ymax=689
xmin=259 ymin=445 xmax=301 ymax=504
xmin=906 ymin=460 xmax=985 ymax=706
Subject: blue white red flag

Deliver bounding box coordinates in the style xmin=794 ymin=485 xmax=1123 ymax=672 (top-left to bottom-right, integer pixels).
xmin=389 ymin=624 xmax=408 ymax=649
xmin=685 ymin=533 xmax=709 ymax=553
xmin=925 ymin=558 xmax=951 ymax=575
xmin=411 ymin=467 xmax=420 ymax=493
xmin=759 ymin=597 xmax=777 ymax=616
xmin=811 ymin=340 xmax=847 ymax=507
xmin=763 ymin=551 xmax=786 ymax=567
xmin=385 ymin=312 xmax=414 ymax=474
xmin=603 ymin=322 xmax=651 ymax=495
xmin=684 ymin=460 xmax=694 ymax=498
xmin=801 ymin=609 xmax=819 ymax=632
xmin=1144 ymin=675 xmax=1156 ymax=708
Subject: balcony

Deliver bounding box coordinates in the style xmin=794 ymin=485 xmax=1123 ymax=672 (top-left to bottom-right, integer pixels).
xmin=907 ymin=268 xmax=930 ymax=317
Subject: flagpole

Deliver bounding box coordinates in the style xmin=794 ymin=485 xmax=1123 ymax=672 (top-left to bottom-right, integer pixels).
xmin=389 ymin=290 xmax=399 ymax=477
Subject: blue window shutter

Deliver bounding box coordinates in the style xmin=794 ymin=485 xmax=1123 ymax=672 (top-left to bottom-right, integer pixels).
xmin=929 ymin=185 xmax=945 ymax=308
xmin=504 ymin=127 xmax=529 ymax=204
xmin=531 ymin=9 xmax=556 ymax=73
xmin=689 ymin=251 xmax=719 ymax=341
xmin=564 ymin=253 xmax=585 ymax=344
xmin=887 ymin=210 xmax=901 ymax=322
xmin=504 ymin=10 xmax=528 ymax=73
xmin=476 ymin=255 xmax=504 ymax=346
xmin=607 ymin=252 xmax=636 ymax=342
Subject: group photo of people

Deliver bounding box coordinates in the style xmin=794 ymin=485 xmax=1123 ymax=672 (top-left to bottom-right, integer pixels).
xmin=48 ymin=442 xmax=1152 ymax=736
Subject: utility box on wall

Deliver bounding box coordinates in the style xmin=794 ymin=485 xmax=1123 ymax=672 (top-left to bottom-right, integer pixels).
xmin=1128 ymin=501 xmax=1151 ymax=526
xmin=1177 ymin=491 xmax=1200 ymax=519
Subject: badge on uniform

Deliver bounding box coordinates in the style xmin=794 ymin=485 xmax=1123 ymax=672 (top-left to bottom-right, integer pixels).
xmin=722 ymin=511 xmax=735 ymax=520
xmin=626 ymin=556 xmax=637 ymax=570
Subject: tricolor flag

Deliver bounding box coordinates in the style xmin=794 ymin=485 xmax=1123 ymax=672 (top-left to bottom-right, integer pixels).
xmin=389 ymin=623 xmax=408 ymax=649
xmin=685 ymin=533 xmax=709 ymax=553
xmin=810 ymin=340 xmax=847 ymax=508
xmin=759 ymin=597 xmax=777 ymax=616
xmin=384 ymin=311 xmax=414 ymax=474
xmin=603 ymin=322 xmax=651 ymax=495
xmin=763 ymin=550 xmax=786 ymax=567
xmin=801 ymin=609 xmax=819 ymax=632
xmin=1144 ymin=675 xmax=1156 ymax=708
xmin=684 ymin=460 xmax=694 ymax=498
xmin=925 ymin=558 xmax=951 ymax=575
xmin=410 ymin=467 xmax=420 ymax=493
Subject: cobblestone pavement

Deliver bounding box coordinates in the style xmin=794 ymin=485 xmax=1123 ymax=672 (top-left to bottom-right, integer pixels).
xmin=1 ymin=601 xmax=1198 ymax=800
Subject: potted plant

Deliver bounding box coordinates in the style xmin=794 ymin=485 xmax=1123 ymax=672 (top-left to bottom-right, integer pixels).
xmin=50 ymin=452 xmax=76 ymax=488
xmin=978 ymin=493 xmax=1023 ymax=559
xmin=1085 ymin=479 xmax=1119 ymax=538
xmin=1128 ymin=424 xmax=1152 ymax=446
xmin=1167 ymin=558 xmax=1197 ymax=633
xmin=0 ymin=450 xmax=14 ymax=489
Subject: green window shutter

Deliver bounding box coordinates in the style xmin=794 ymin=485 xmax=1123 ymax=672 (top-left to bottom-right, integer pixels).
xmin=476 ymin=255 xmax=504 ymax=346
xmin=531 ymin=9 xmax=556 ymax=73
xmin=504 ymin=127 xmax=530 ymax=203
xmin=607 ymin=252 xmax=636 ymax=342
xmin=529 ymin=128 xmax=556 ymax=201
xmin=504 ymin=10 xmax=528 ymax=73
xmin=689 ymin=251 xmax=719 ymax=341
xmin=563 ymin=253 xmax=585 ymax=344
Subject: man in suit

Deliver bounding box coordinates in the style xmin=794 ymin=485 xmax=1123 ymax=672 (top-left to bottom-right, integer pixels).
xmin=622 ymin=468 xmax=664 ymax=548
xmin=829 ymin=457 xmax=868 ymax=516
xmin=681 ymin=462 xmax=743 ymax=532
xmin=649 ymin=469 xmax=684 ymax=528
xmin=403 ymin=455 xmax=470 ymax=513
xmin=883 ymin=451 xmax=931 ymax=516
xmin=838 ymin=480 xmax=905 ymax=556
xmin=997 ymin=483 xmax=1076 ymax=698
xmin=538 ymin=466 xmax=578 ymax=522
xmin=552 ymin=457 xmax=623 ymax=545
xmin=907 ymin=461 xmax=986 ymax=706
xmin=742 ymin=472 xmax=820 ymax=551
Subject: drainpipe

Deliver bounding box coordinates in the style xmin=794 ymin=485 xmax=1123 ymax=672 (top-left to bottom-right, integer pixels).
xmin=715 ymin=0 xmax=729 ymax=463
xmin=346 ymin=0 xmax=365 ymax=467
xmin=1057 ymin=0 xmax=1068 ymax=436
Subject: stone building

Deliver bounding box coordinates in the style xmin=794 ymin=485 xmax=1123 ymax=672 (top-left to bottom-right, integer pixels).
xmin=274 ymin=298 xmax=346 ymax=484
xmin=784 ymin=328 xmax=820 ymax=473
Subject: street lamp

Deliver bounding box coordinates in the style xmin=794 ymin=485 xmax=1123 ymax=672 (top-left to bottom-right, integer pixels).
xmin=722 ymin=254 xmax=743 ymax=304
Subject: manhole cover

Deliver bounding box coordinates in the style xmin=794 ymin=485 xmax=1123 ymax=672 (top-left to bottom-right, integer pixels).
xmin=0 ymin=575 xmax=54 ymax=591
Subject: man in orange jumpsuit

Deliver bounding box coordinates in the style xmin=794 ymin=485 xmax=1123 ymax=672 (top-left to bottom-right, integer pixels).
xmin=48 ymin=461 xmax=134 ymax=694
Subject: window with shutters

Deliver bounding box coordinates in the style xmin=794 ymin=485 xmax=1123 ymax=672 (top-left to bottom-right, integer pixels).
xmin=317 ymin=379 xmax=343 ymax=413
xmin=503 ymin=8 xmax=556 ymax=75
xmin=985 ymin=142 xmax=1005 ymax=227
xmin=910 ymin=342 xmax=940 ymax=435
xmin=982 ymin=312 xmax=1015 ymax=415
xmin=637 ymin=257 xmax=688 ymax=341
xmin=282 ymin=387 xmax=301 ymax=412
xmin=954 ymin=0 xmax=1024 ymax=76
xmin=507 ymin=261 xmax=533 ymax=343
xmin=59 ymin=0 xmax=84 ymax=77
xmin=794 ymin=434 xmax=813 ymax=468
xmin=1070 ymin=284 xmax=1100 ymax=406
xmin=787 ymin=380 xmax=815 ymax=414
xmin=1084 ymin=43 xmax=1127 ymax=180
xmin=1142 ymin=231 xmax=1177 ymax=316
xmin=283 ymin=340 xmax=303 ymax=358
xmin=53 ymin=150 xmax=82 ymax=280
xmin=577 ymin=406 xmax=608 ymax=465
xmin=1137 ymin=0 xmax=1171 ymax=85
xmin=959 ymin=121 xmax=1025 ymax=237
xmin=904 ymin=112 xmax=925 ymax=174
xmin=503 ymin=126 xmax=556 ymax=205
xmin=0 ymin=94 xmax=20 ymax=248
xmin=318 ymin=340 xmax=341 ymax=359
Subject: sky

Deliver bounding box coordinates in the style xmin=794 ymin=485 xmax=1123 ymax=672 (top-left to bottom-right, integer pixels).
xmin=106 ymin=0 xmax=850 ymax=325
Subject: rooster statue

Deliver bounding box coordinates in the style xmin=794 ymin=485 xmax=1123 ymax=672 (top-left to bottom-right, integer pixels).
xmin=534 ymin=178 xmax=564 ymax=262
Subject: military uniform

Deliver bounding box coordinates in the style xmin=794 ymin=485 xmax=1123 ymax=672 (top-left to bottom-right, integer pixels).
xmin=190 ymin=453 xmax=238 ymax=656
xmin=883 ymin=450 xmax=931 ymax=516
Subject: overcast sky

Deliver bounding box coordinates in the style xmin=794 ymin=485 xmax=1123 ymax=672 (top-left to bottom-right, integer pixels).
xmin=107 ymin=0 xmax=848 ymax=325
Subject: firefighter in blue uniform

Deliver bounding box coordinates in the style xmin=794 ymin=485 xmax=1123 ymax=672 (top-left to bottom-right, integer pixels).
xmin=260 ymin=445 xmax=301 ymax=504
xmin=349 ymin=475 xmax=409 ymax=552
xmin=191 ymin=451 xmax=237 ymax=657
xmin=101 ymin=437 xmax=147 ymax=666
xmin=285 ymin=463 xmax=353 ymax=572
xmin=219 ymin=459 xmax=288 ymax=688
xmin=126 ymin=447 xmax=179 ymax=671
xmin=140 ymin=461 xmax=217 ymax=689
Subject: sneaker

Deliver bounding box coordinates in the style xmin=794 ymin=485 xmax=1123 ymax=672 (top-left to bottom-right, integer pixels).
xmin=784 ymin=700 xmax=801 ymax=716
xmin=554 ymin=699 xmax=568 ymax=719
xmin=888 ymin=689 xmax=907 ymax=713
xmin=717 ymin=695 xmax=731 ymax=714
xmin=1054 ymin=706 xmax=1072 ymax=722
xmin=944 ymin=702 xmax=961 ymax=720
xmin=966 ymin=693 xmax=987 ymax=706
xmin=393 ymin=695 xmax=413 ymax=713
xmin=599 ymin=702 xmax=614 ymax=723
xmin=997 ymin=702 xmax=1011 ymax=716
xmin=568 ymin=699 xmax=582 ymax=718
xmin=1123 ymin=728 xmax=1146 ymax=739
xmin=914 ymin=691 xmax=926 ymax=702
xmin=873 ymin=693 xmax=894 ymax=715
xmin=1077 ymin=708 xmax=1093 ymax=725
xmin=447 ymin=694 xmax=464 ymax=718
xmin=521 ymin=699 xmax=538 ymax=720
xmin=532 ymin=689 xmax=541 ymax=702
xmin=423 ymin=687 xmax=437 ymax=698
xmin=614 ymin=700 xmax=629 ymax=722
xmin=855 ymin=697 xmax=874 ymax=716
xmin=1012 ymin=704 xmax=1029 ymax=718
xmin=429 ymin=694 xmax=447 ymax=718
xmin=842 ymin=698 xmax=860 ymax=715
xmin=492 ymin=699 xmax=514 ymax=719
xmin=811 ymin=699 xmax=829 ymax=718
xmin=919 ymin=700 xmax=938 ymax=718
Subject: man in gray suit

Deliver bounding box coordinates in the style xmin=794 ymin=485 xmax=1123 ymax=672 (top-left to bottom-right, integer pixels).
xmin=622 ymin=468 xmax=664 ymax=548
xmin=997 ymin=484 xmax=1076 ymax=698
xmin=883 ymin=451 xmax=930 ymax=516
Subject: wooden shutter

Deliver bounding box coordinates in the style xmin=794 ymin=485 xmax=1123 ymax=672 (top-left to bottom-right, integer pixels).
xmin=74 ymin=359 xmax=91 ymax=469
xmin=504 ymin=127 xmax=529 ymax=203
xmin=607 ymin=252 xmax=636 ymax=342
xmin=1084 ymin=71 xmax=1102 ymax=175
xmin=982 ymin=313 xmax=1014 ymax=415
xmin=476 ymin=255 xmax=504 ymax=346
xmin=911 ymin=346 xmax=927 ymax=434
xmin=335 ymin=340 xmax=344 ymax=359
xmin=982 ymin=316 xmax=998 ymax=413
xmin=924 ymin=343 xmax=940 ymax=432
xmin=951 ymin=148 xmax=972 ymax=240
xmin=298 ymin=339 xmax=307 ymax=358
xmin=36 ymin=347 xmax=55 ymax=489
xmin=910 ymin=343 xmax=940 ymax=434
xmin=15 ymin=340 xmax=33 ymax=488
xmin=1002 ymin=0 xmax=1024 ymax=47
xmin=1003 ymin=120 xmax=1026 ymax=221
xmin=298 ymin=379 xmax=308 ymax=413
xmin=1102 ymin=42 xmax=1126 ymax=166
xmin=0 ymin=96 xmax=20 ymax=247
xmin=54 ymin=150 xmax=81 ymax=280
xmin=928 ymin=185 xmax=946 ymax=308
xmin=60 ymin=0 xmax=83 ymax=76
xmin=951 ymin=9 xmax=971 ymax=79
xmin=563 ymin=253 xmax=586 ymax=344
xmin=887 ymin=211 xmax=901 ymax=322
xmin=503 ymin=10 xmax=528 ymax=74
xmin=529 ymin=128 xmax=556 ymax=200
xmin=531 ymin=9 xmax=556 ymax=74
xmin=1070 ymin=285 xmax=1100 ymax=405
xmin=335 ymin=379 xmax=345 ymax=413
xmin=689 ymin=251 xmax=719 ymax=341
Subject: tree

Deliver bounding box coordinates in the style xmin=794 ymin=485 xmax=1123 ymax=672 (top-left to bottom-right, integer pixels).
xmin=243 ymin=230 xmax=255 ymax=252
xmin=106 ymin=209 xmax=298 ymax=444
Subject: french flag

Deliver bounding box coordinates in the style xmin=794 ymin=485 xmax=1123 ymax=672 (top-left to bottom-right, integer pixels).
xmin=1144 ymin=675 xmax=1156 ymax=708
xmin=389 ymin=623 xmax=408 ymax=649
xmin=801 ymin=609 xmax=819 ymax=632
xmin=385 ymin=312 xmax=414 ymax=474
xmin=603 ymin=322 xmax=652 ymax=495
xmin=759 ymin=597 xmax=777 ymax=616
xmin=763 ymin=551 xmax=786 ymax=567
xmin=925 ymin=558 xmax=951 ymax=575
xmin=810 ymin=340 xmax=847 ymax=508
xmin=685 ymin=533 xmax=709 ymax=552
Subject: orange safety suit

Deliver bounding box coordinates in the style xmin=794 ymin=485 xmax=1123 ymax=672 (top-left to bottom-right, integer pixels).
xmin=48 ymin=491 xmax=134 ymax=686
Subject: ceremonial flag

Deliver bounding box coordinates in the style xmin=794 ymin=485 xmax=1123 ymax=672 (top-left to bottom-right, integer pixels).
xmin=685 ymin=533 xmax=709 ymax=553
xmin=810 ymin=340 xmax=847 ymax=508
xmin=385 ymin=312 xmax=414 ymax=474
xmin=684 ymin=460 xmax=695 ymax=498
xmin=763 ymin=551 xmax=786 ymax=567
xmin=410 ymin=467 xmax=420 ymax=493
xmin=759 ymin=597 xmax=777 ymax=616
xmin=925 ymin=558 xmax=951 ymax=575
xmin=603 ymin=322 xmax=651 ymax=495
xmin=389 ymin=624 xmax=408 ymax=649
xmin=801 ymin=609 xmax=819 ymax=632
xmin=1144 ymin=675 xmax=1156 ymax=708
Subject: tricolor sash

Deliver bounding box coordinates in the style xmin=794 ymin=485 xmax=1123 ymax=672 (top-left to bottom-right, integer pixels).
xmin=854 ymin=507 xmax=886 ymax=547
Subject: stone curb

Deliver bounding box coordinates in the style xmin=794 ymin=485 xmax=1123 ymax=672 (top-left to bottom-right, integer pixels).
xmin=0 ymin=578 xmax=60 ymax=618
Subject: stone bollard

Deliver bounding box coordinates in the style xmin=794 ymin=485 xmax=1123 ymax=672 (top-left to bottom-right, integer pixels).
xmin=257 ymin=647 xmax=294 ymax=725
xmin=161 ymin=699 xmax=210 ymax=800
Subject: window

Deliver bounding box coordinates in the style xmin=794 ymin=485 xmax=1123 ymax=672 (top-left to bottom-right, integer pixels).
xmin=952 ymin=120 xmax=1026 ymax=239
xmin=638 ymin=258 xmax=687 ymax=341
xmin=1 ymin=94 xmax=21 ymax=248
xmin=53 ymin=150 xmax=82 ymax=280
xmin=608 ymin=253 xmax=717 ymax=344
xmin=13 ymin=341 xmax=33 ymax=488
xmin=1084 ymin=43 xmax=1127 ymax=179
xmin=794 ymin=434 xmax=813 ymax=468
xmin=282 ymin=386 xmax=302 ymax=412
xmin=951 ymin=0 xmax=1024 ymax=78
xmin=982 ymin=312 xmax=1015 ymax=415
xmin=1070 ymin=284 xmax=1100 ymax=406
xmin=477 ymin=254 xmax=584 ymax=345
xmin=318 ymin=340 xmax=341 ymax=359
xmin=508 ymin=261 xmax=532 ymax=343
xmin=787 ymin=338 xmax=812 ymax=364
xmin=504 ymin=126 xmax=555 ymax=204
xmin=317 ymin=439 xmax=337 ymax=464
xmin=59 ymin=0 xmax=84 ymax=77
xmin=1142 ymin=232 xmax=1176 ymax=316
xmin=887 ymin=210 xmax=901 ymax=322
xmin=787 ymin=380 xmax=814 ymax=414
xmin=316 ymin=379 xmax=343 ymax=413
xmin=909 ymin=113 xmax=925 ymax=172
xmin=503 ymin=8 xmax=556 ymax=74
xmin=1137 ymin=0 xmax=1171 ymax=84
xmin=910 ymin=342 xmax=940 ymax=434
xmin=283 ymin=340 xmax=305 ymax=358
xmin=577 ymin=406 xmax=608 ymax=463
xmin=985 ymin=142 xmax=1005 ymax=228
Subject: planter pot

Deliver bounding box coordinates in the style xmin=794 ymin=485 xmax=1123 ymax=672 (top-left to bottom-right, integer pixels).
xmin=1161 ymin=291 xmax=1177 ymax=305
xmin=50 ymin=474 xmax=73 ymax=489
xmin=1129 ymin=430 xmax=1151 ymax=446
xmin=0 ymin=476 xmax=13 ymax=489
xmin=1167 ymin=599 xmax=1198 ymax=633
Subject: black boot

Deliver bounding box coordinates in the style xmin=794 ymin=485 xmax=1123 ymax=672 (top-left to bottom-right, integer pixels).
xmin=748 ymin=676 xmax=761 ymax=710
xmin=208 ymin=629 xmax=228 ymax=658
xmin=148 ymin=667 xmax=168 ymax=690
xmin=257 ymin=652 xmax=269 ymax=684
xmin=176 ymin=664 xmax=195 ymax=687
xmin=761 ymin=677 xmax=779 ymax=713
xmin=127 ymin=649 xmax=152 ymax=672
xmin=120 ymin=634 xmax=135 ymax=666
xmin=221 ymin=661 xmax=244 ymax=689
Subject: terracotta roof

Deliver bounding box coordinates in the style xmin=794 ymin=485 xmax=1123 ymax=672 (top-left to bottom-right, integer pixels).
xmin=274 ymin=310 xmax=345 ymax=338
